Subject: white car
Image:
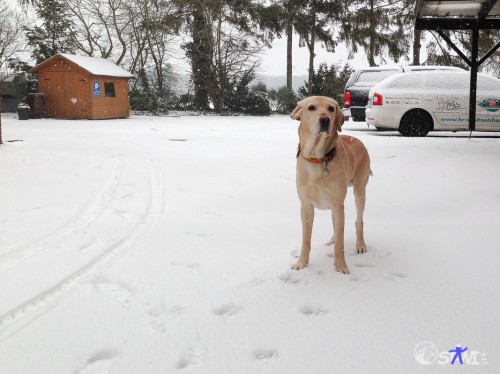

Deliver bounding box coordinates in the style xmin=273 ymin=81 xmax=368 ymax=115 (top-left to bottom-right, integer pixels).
xmin=365 ymin=71 xmax=500 ymax=136
xmin=343 ymin=65 xmax=463 ymax=122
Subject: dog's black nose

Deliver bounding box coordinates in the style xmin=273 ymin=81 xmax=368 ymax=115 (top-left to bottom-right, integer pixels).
xmin=319 ymin=117 xmax=330 ymax=132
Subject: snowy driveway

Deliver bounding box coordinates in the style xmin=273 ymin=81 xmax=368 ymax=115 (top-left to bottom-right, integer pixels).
xmin=0 ymin=114 xmax=499 ymax=373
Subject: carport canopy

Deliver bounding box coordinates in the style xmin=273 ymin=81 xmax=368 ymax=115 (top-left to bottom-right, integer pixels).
xmin=415 ymin=0 xmax=500 ymax=131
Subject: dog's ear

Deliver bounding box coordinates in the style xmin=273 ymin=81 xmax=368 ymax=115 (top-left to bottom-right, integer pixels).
xmin=290 ymin=100 xmax=304 ymax=121
xmin=334 ymin=103 xmax=345 ymax=132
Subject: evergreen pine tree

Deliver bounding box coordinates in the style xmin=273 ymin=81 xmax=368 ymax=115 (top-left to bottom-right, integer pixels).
xmin=298 ymin=62 xmax=353 ymax=103
xmin=294 ymin=0 xmax=341 ymax=95
xmin=340 ymin=0 xmax=412 ymax=66
xmin=25 ymin=0 xmax=75 ymax=64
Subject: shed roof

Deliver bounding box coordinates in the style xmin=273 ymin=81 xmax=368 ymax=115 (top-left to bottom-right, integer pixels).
xmin=30 ymin=54 xmax=135 ymax=78
xmin=415 ymin=0 xmax=500 ymax=30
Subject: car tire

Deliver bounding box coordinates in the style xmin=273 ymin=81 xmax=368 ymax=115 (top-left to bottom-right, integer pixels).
xmin=399 ymin=109 xmax=433 ymax=137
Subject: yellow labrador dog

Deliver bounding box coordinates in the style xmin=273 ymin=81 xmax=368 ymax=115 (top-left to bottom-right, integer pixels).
xmin=290 ymin=96 xmax=371 ymax=274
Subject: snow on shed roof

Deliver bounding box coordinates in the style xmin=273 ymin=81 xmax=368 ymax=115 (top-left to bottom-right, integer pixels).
xmin=31 ymin=54 xmax=135 ymax=78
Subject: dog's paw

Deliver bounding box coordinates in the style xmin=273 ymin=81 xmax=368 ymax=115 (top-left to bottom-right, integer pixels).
xmin=291 ymin=258 xmax=308 ymax=270
xmin=356 ymin=244 xmax=367 ymax=254
xmin=326 ymin=236 xmax=335 ymax=246
xmin=334 ymin=258 xmax=350 ymax=274
xmin=335 ymin=265 xmax=350 ymax=274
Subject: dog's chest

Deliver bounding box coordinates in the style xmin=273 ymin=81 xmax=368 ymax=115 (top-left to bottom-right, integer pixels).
xmin=310 ymin=184 xmax=332 ymax=210
xmin=297 ymin=175 xmax=339 ymax=210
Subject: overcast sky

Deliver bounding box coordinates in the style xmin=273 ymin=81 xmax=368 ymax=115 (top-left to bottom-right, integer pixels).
xmin=260 ymin=36 xmax=375 ymax=76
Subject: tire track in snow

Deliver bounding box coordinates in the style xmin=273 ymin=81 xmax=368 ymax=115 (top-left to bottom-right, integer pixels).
xmin=0 ymin=149 xmax=124 ymax=273
xmin=0 ymin=150 xmax=165 ymax=341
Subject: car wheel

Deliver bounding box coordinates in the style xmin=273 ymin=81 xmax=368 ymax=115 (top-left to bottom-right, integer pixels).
xmin=399 ymin=109 xmax=433 ymax=137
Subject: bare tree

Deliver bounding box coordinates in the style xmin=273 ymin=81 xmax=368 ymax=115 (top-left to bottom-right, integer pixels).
xmin=124 ymin=0 xmax=181 ymax=88
xmin=0 ymin=0 xmax=27 ymax=144
xmin=209 ymin=4 xmax=265 ymax=111
xmin=65 ymin=0 xmax=131 ymax=64
xmin=0 ymin=1 xmax=27 ymax=77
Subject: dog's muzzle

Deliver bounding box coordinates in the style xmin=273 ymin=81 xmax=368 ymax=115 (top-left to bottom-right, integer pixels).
xmin=319 ymin=117 xmax=330 ymax=133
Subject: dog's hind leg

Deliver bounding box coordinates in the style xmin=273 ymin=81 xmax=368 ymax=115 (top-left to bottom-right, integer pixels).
xmin=332 ymin=202 xmax=349 ymax=274
xmin=353 ymin=184 xmax=367 ymax=254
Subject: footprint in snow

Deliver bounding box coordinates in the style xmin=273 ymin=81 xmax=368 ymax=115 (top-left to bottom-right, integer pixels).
xmin=212 ymin=302 xmax=242 ymax=316
xmin=298 ymin=304 xmax=329 ymax=316
xmin=368 ymin=247 xmax=392 ymax=258
xmin=279 ymin=271 xmax=306 ymax=285
xmin=206 ymin=210 xmax=223 ymax=217
xmin=349 ymin=275 xmax=369 ymax=282
xmin=352 ymin=263 xmax=375 ymax=268
xmin=175 ymin=346 xmax=204 ymax=370
xmin=149 ymin=305 xmax=187 ymax=333
xmin=384 ymin=271 xmax=407 ymax=281
xmin=94 ymin=282 xmax=132 ymax=303
xmin=253 ymin=348 xmax=278 ymax=360
xmin=78 ymin=349 xmax=120 ymax=374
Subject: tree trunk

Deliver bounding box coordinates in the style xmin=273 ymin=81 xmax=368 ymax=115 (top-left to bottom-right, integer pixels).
xmin=213 ymin=16 xmax=224 ymax=113
xmin=307 ymin=3 xmax=316 ymax=96
xmin=412 ymin=29 xmax=421 ymax=65
xmin=0 ymin=87 xmax=2 ymax=145
xmin=286 ymin=3 xmax=293 ymax=90
xmin=368 ymin=0 xmax=376 ymax=66
xmin=190 ymin=2 xmax=212 ymax=111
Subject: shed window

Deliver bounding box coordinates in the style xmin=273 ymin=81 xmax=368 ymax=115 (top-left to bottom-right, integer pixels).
xmin=104 ymin=82 xmax=116 ymax=97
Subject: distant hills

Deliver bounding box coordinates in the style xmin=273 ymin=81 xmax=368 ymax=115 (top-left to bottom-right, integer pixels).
xmin=172 ymin=73 xmax=308 ymax=94
xmin=254 ymin=74 xmax=308 ymax=91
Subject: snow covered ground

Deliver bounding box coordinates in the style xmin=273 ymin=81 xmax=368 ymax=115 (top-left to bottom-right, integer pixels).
xmin=0 ymin=113 xmax=499 ymax=373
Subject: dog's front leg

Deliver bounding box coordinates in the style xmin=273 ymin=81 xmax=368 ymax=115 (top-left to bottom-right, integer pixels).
xmin=332 ymin=203 xmax=350 ymax=274
xmin=326 ymin=211 xmax=335 ymax=246
xmin=292 ymin=203 xmax=314 ymax=270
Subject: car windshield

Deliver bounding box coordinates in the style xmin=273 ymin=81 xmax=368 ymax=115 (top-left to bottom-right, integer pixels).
xmin=355 ymin=71 xmax=399 ymax=86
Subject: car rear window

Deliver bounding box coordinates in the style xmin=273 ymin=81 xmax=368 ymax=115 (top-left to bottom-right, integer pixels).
xmin=354 ymin=71 xmax=399 ymax=86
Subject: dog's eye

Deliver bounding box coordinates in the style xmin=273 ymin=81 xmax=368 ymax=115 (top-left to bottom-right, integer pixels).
xmin=308 ymin=105 xmax=316 ymax=111
xmin=328 ymin=106 xmax=335 ymax=112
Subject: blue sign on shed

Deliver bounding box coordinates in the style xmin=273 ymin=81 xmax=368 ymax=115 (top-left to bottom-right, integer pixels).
xmin=93 ymin=81 xmax=101 ymax=97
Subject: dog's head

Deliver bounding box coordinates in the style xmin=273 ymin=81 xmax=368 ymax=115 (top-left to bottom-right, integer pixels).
xmin=290 ymin=96 xmax=344 ymax=157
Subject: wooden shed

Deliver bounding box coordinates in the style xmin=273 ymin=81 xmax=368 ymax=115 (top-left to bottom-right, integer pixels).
xmin=30 ymin=54 xmax=134 ymax=120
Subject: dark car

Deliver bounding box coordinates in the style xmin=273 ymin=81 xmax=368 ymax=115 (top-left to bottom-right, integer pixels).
xmin=343 ymin=67 xmax=402 ymax=122
xmin=343 ymin=66 xmax=464 ymax=122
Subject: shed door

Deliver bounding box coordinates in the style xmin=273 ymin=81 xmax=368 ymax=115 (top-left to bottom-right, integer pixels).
xmin=45 ymin=72 xmax=88 ymax=119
